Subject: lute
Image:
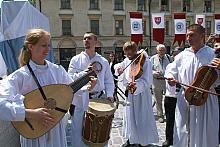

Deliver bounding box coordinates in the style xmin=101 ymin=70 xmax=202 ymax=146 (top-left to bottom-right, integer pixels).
xmin=12 ymin=69 xmax=96 ymax=139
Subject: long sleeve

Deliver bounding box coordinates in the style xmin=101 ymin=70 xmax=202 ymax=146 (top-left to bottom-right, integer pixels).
xmin=104 ymin=62 xmax=115 ymax=97
xmin=165 ymin=60 xmax=178 ymax=80
xmin=68 ymin=57 xmax=87 ymax=80
xmin=0 ymin=74 xmax=25 ymax=121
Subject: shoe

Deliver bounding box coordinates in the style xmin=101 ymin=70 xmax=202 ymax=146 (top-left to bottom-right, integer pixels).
xmin=158 ymin=117 xmax=164 ymax=123
xmin=162 ymin=140 xmax=173 ymax=147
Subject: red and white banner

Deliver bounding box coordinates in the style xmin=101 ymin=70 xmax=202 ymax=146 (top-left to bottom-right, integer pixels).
xmin=152 ymin=13 xmax=165 ymax=44
xmin=215 ymin=14 xmax=220 ymax=42
xmin=129 ymin=12 xmax=143 ymax=45
xmin=173 ymin=13 xmax=186 ymax=46
xmin=195 ymin=14 xmax=205 ymax=28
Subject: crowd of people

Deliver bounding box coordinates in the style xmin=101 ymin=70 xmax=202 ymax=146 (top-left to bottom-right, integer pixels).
xmin=0 ymin=24 xmax=220 ymax=147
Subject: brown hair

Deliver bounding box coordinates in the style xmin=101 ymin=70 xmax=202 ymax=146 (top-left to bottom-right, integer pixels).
xmin=187 ymin=24 xmax=205 ymax=34
xmin=85 ymin=32 xmax=97 ymax=41
xmin=123 ymin=41 xmax=137 ymax=51
xmin=18 ymin=29 xmax=50 ymax=67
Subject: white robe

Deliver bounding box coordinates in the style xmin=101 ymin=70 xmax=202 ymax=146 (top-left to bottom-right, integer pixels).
xmin=0 ymin=60 xmax=73 ymax=147
xmin=116 ymin=56 xmax=159 ymax=145
xmin=68 ymin=52 xmax=114 ymax=147
xmin=167 ymin=46 xmax=219 ymax=147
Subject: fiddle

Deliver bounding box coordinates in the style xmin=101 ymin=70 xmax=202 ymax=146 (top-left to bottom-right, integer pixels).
xmin=158 ymin=76 xmax=220 ymax=98
xmin=184 ymin=47 xmax=220 ymax=106
xmin=128 ymin=51 xmax=146 ymax=94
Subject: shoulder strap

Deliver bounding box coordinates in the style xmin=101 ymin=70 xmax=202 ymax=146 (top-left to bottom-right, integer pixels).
xmin=27 ymin=62 xmax=67 ymax=113
xmin=27 ymin=62 xmax=47 ymax=101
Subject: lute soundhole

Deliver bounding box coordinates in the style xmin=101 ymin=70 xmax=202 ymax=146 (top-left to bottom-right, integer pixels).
xmin=44 ymin=98 xmax=56 ymax=109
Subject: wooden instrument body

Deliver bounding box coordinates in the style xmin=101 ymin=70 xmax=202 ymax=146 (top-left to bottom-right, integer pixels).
xmin=82 ymin=99 xmax=116 ymax=147
xmin=185 ymin=65 xmax=217 ymax=106
xmin=129 ymin=53 xmax=145 ymax=94
xmin=11 ymin=84 xmax=73 ymax=139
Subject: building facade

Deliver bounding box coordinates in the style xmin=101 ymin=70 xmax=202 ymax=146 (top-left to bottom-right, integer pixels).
xmin=36 ymin=0 xmax=220 ymax=69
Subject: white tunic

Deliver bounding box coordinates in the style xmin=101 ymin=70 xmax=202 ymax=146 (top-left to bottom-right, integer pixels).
xmin=68 ymin=52 xmax=114 ymax=110
xmin=68 ymin=51 xmax=114 ymax=147
xmin=165 ymin=64 xmax=177 ymax=98
xmin=117 ymin=56 xmax=159 ymax=145
xmin=0 ymin=60 xmax=73 ymax=147
xmin=167 ymin=46 xmax=219 ymax=147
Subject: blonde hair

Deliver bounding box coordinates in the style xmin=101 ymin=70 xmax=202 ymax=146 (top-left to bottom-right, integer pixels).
xmin=123 ymin=41 xmax=137 ymax=51
xmin=18 ymin=29 xmax=50 ymax=67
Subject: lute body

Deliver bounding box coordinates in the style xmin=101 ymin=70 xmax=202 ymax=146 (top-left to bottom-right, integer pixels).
xmin=12 ymin=70 xmax=96 ymax=139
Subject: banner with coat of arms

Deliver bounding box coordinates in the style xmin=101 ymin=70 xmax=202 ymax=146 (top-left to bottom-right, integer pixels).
xmin=195 ymin=14 xmax=205 ymax=28
xmin=152 ymin=13 xmax=165 ymax=44
xmin=129 ymin=12 xmax=143 ymax=45
xmin=173 ymin=13 xmax=186 ymax=46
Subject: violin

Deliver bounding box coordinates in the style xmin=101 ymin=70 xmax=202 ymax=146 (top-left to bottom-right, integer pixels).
xmin=185 ymin=46 xmax=220 ymax=106
xmin=128 ymin=52 xmax=146 ymax=94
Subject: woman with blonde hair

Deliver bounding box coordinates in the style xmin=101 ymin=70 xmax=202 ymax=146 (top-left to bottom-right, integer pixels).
xmin=0 ymin=28 xmax=95 ymax=147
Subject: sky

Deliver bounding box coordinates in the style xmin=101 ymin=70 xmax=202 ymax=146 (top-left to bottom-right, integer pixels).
xmin=0 ymin=0 xmax=28 ymax=8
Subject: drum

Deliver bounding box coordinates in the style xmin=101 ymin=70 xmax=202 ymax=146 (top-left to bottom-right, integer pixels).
xmin=82 ymin=99 xmax=116 ymax=147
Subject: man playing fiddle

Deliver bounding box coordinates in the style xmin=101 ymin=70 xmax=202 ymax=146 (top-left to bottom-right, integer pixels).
xmin=167 ymin=24 xmax=219 ymax=147
xmin=115 ymin=41 xmax=159 ymax=147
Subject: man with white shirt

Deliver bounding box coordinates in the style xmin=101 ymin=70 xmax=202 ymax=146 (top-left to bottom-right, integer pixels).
xmin=167 ymin=24 xmax=219 ymax=147
xmin=68 ymin=32 xmax=114 ymax=147
xmin=162 ymin=48 xmax=181 ymax=147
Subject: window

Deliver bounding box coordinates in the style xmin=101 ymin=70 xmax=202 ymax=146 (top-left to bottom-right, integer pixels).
xmin=183 ymin=0 xmax=190 ymax=12
xmin=62 ymin=20 xmax=71 ymax=36
xmin=90 ymin=20 xmax=99 ymax=35
xmin=90 ymin=0 xmax=99 ymax=10
xmin=114 ymin=0 xmax=123 ymax=10
xmin=137 ymin=0 xmax=146 ymax=11
xmin=204 ymin=0 xmax=212 ymax=12
xmin=165 ymin=21 xmax=169 ymax=35
xmin=143 ymin=20 xmax=146 ymax=36
xmin=61 ymin=0 xmax=71 ymax=9
xmin=161 ymin=0 xmax=169 ymax=11
xmin=206 ymin=21 xmax=211 ymax=35
xmin=115 ymin=20 xmax=123 ymax=35
xmin=60 ymin=48 xmax=76 ymax=70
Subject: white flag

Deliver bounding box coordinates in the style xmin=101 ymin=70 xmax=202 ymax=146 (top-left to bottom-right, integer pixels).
xmin=152 ymin=13 xmax=165 ymax=28
xmin=174 ymin=19 xmax=186 ymax=34
xmin=130 ymin=18 xmax=143 ymax=34
xmin=195 ymin=14 xmax=206 ymax=28
xmin=215 ymin=19 xmax=220 ymax=34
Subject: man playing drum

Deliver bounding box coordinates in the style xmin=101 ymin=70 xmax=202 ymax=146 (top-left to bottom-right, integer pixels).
xmin=68 ymin=32 xmax=115 ymax=147
xmin=115 ymin=41 xmax=159 ymax=147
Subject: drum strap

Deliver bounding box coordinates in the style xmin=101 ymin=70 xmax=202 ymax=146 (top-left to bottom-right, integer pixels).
xmin=27 ymin=62 xmax=67 ymax=113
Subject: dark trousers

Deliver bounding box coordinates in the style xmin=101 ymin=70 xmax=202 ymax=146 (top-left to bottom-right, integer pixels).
xmin=164 ymin=96 xmax=177 ymax=143
xmin=219 ymin=99 xmax=220 ymax=144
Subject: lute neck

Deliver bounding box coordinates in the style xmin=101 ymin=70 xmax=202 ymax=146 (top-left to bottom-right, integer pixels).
xmin=69 ymin=70 xmax=96 ymax=93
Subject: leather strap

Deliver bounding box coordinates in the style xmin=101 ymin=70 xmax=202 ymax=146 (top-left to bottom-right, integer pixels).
xmin=27 ymin=62 xmax=47 ymax=101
